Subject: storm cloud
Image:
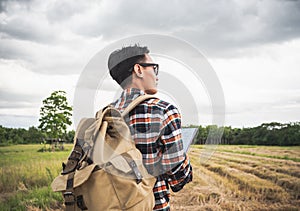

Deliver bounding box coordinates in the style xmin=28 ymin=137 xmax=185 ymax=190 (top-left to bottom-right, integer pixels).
xmin=1 ymin=0 xmax=300 ymax=58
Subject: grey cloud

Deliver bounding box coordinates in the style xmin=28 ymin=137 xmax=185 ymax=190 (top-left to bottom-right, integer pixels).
xmin=0 ymin=0 xmax=61 ymax=44
xmin=0 ymin=37 xmax=33 ymax=61
xmin=1 ymin=15 xmax=57 ymax=44
xmin=226 ymin=90 xmax=300 ymax=115
xmin=71 ymin=0 xmax=300 ymax=57
xmin=0 ymin=37 xmax=85 ymax=75
xmin=173 ymin=0 xmax=300 ymax=56
xmin=0 ymin=101 xmax=36 ymax=109
xmin=0 ymin=89 xmax=41 ymax=104
xmin=2 ymin=0 xmax=300 ymax=51
xmin=0 ymin=0 xmax=31 ymax=13
xmin=1 ymin=0 xmax=300 ymax=70
xmin=46 ymin=0 xmax=89 ymax=24
xmin=0 ymin=114 xmax=38 ymax=128
xmin=0 ymin=0 xmax=6 ymax=12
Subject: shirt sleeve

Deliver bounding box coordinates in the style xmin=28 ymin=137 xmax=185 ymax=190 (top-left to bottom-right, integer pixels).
xmin=159 ymin=104 xmax=193 ymax=192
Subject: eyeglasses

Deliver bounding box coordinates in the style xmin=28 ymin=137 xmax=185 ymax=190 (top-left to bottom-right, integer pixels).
xmin=137 ymin=63 xmax=159 ymax=76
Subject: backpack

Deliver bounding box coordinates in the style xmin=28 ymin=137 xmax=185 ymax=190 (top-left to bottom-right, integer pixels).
xmin=51 ymin=95 xmax=157 ymax=211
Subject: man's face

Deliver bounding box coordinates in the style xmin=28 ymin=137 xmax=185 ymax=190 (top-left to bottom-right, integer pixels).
xmin=140 ymin=54 xmax=158 ymax=94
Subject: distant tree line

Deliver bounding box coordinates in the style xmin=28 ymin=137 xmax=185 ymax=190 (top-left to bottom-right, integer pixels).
xmin=190 ymin=122 xmax=300 ymax=146
xmin=0 ymin=125 xmax=75 ymax=145
xmin=0 ymin=122 xmax=299 ymax=146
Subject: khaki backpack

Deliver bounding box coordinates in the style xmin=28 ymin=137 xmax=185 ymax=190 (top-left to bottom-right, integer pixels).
xmin=51 ymin=95 xmax=157 ymax=211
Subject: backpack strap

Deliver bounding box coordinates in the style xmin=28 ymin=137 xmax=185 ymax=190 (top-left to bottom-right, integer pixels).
xmin=121 ymin=94 xmax=156 ymax=117
xmin=95 ymin=94 xmax=156 ymax=119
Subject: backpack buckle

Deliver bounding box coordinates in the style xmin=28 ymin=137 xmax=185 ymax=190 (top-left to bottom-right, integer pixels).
xmin=61 ymin=149 xmax=83 ymax=175
xmin=128 ymin=160 xmax=143 ymax=184
xmin=70 ymin=150 xmax=82 ymax=161
xmin=63 ymin=192 xmax=76 ymax=206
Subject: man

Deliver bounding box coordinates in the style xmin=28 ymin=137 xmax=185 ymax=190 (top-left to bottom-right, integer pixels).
xmin=108 ymin=44 xmax=192 ymax=211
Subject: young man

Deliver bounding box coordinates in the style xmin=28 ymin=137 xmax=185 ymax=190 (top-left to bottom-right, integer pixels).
xmin=108 ymin=44 xmax=192 ymax=211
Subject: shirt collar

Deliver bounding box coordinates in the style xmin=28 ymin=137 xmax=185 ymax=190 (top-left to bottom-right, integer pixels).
xmin=122 ymin=88 xmax=145 ymax=99
xmin=113 ymin=88 xmax=145 ymax=110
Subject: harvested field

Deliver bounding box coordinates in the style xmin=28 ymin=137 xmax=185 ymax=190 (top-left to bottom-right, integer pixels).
xmin=171 ymin=146 xmax=300 ymax=211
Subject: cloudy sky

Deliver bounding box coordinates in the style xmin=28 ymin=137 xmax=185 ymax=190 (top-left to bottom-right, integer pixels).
xmin=0 ymin=0 xmax=300 ymax=129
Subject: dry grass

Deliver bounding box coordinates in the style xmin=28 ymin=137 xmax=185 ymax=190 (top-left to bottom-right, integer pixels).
xmin=171 ymin=146 xmax=300 ymax=210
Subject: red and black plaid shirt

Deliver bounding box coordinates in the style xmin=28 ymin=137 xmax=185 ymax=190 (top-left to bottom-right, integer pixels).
xmin=111 ymin=88 xmax=193 ymax=211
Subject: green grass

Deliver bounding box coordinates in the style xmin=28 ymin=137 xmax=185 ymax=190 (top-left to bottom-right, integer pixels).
xmin=0 ymin=186 xmax=63 ymax=211
xmin=0 ymin=144 xmax=72 ymax=210
xmin=0 ymin=144 xmax=71 ymax=165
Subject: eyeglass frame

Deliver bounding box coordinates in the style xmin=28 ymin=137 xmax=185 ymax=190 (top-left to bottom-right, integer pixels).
xmin=136 ymin=63 xmax=159 ymax=76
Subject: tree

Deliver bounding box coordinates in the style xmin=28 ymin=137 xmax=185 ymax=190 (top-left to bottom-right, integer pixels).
xmin=65 ymin=130 xmax=75 ymax=143
xmin=0 ymin=125 xmax=6 ymax=145
xmin=23 ymin=126 xmax=46 ymax=144
xmin=38 ymin=90 xmax=72 ymax=139
xmin=222 ymin=126 xmax=233 ymax=144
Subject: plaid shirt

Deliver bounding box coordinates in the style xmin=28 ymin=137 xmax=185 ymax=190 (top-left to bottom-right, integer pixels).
xmin=111 ymin=88 xmax=193 ymax=211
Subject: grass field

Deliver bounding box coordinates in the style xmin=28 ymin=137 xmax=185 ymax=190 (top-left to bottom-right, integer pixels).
xmin=0 ymin=144 xmax=299 ymax=210
xmin=0 ymin=144 xmax=70 ymax=210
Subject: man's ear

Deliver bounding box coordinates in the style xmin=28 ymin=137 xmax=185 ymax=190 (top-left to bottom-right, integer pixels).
xmin=133 ymin=64 xmax=143 ymax=78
